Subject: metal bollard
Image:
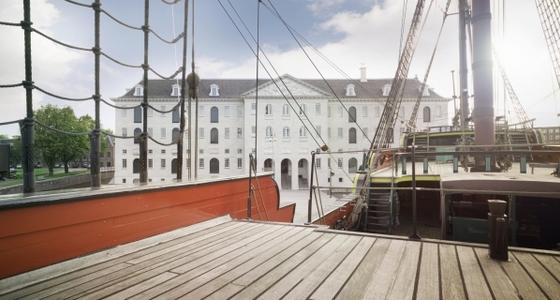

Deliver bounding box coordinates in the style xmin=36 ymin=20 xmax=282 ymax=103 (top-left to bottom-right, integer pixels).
xmin=488 ymin=199 xmax=508 ymax=261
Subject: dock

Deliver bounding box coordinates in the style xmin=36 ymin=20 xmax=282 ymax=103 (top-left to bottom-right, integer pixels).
xmin=1 ymin=216 xmax=559 ymax=299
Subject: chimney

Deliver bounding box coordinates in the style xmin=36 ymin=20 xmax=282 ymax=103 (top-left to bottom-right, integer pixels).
xmin=360 ymin=64 xmax=367 ymax=83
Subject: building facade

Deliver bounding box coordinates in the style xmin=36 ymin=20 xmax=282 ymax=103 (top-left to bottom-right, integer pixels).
xmin=113 ymin=74 xmax=450 ymax=189
xmin=537 ymin=126 xmax=560 ymax=145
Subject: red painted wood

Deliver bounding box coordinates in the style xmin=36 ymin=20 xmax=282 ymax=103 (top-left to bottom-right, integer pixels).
xmin=0 ymin=175 xmax=295 ymax=279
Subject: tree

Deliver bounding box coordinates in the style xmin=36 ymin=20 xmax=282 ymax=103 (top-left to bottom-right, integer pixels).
xmin=35 ymin=105 xmax=89 ymax=175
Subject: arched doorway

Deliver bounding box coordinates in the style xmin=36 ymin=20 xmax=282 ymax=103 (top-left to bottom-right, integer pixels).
xmin=298 ymin=159 xmax=309 ymax=189
xmin=264 ymin=158 xmax=274 ymax=172
xmin=280 ymin=159 xmax=291 ymax=189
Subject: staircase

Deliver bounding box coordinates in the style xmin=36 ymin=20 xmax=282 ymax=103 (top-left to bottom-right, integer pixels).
xmin=365 ymin=182 xmax=394 ymax=234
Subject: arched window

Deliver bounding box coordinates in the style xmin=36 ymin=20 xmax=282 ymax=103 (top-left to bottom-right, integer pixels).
xmin=210 ymin=106 xmax=219 ymax=123
xmin=283 ymin=127 xmax=290 ymax=138
xmin=348 ymin=158 xmax=358 ymax=173
xmin=423 ymin=106 xmax=431 ymax=122
xmin=345 ymin=84 xmax=356 ymax=97
xmin=133 ymin=159 xmax=140 ymax=174
xmin=133 ymin=106 xmax=142 ymax=123
xmin=171 ymin=158 xmax=178 ymax=174
xmin=265 ymin=104 xmax=272 ymax=115
xmin=172 ymin=128 xmax=180 ymax=143
xmin=282 ymin=104 xmax=290 ymax=116
xmin=134 ymin=128 xmax=142 ymax=144
xmin=299 ymin=127 xmax=307 ymax=137
xmin=210 ymin=158 xmax=219 ymax=174
xmin=264 ymin=158 xmax=273 ymax=172
xmin=348 ymin=106 xmax=357 ymax=123
xmin=348 ymin=127 xmax=357 ymax=144
xmin=210 ymin=128 xmax=219 ymax=144
xmin=265 ymin=126 xmax=273 ymax=137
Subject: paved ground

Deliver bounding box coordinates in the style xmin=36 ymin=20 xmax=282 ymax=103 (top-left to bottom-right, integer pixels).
xmin=279 ymin=189 xmax=350 ymax=224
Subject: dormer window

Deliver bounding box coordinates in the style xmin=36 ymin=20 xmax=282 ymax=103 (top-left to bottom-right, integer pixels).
xmin=345 ymin=84 xmax=356 ymax=97
xmin=382 ymin=84 xmax=391 ymax=97
xmin=171 ymin=84 xmax=181 ymax=97
xmin=209 ymin=84 xmax=220 ymax=97
xmin=133 ymin=85 xmax=143 ymax=97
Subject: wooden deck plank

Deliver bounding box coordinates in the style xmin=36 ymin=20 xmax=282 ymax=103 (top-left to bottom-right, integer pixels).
xmin=272 ymin=235 xmax=361 ymax=300
xmin=228 ymin=233 xmax=337 ymax=300
xmin=104 ymin=272 xmax=177 ymax=300
xmin=38 ymin=223 xmax=265 ymax=300
xmin=335 ymin=238 xmax=391 ymax=300
xmin=501 ymin=251 xmax=547 ymax=299
xmin=386 ymin=241 xmax=422 ymax=300
xmin=439 ymin=244 xmax=466 ymax=300
xmin=73 ymin=224 xmax=278 ymax=300
xmin=138 ymin=225 xmax=299 ymax=299
xmin=309 ymin=237 xmax=375 ymax=300
xmin=473 ymin=248 xmax=520 ymax=300
xmin=192 ymin=231 xmax=321 ymax=300
xmin=362 ymin=239 xmax=407 ymax=299
xmin=415 ymin=242 xmax=439 ymax=300
xmin=534 ymin=254 xmax=560 ymax=282
xmin=514 ymin=252 xmax=560 ymax=300
xmin=0 ymin=221 xmax=241 ymax=300
xmin=456 ymin=246 xmax=492 ymax=300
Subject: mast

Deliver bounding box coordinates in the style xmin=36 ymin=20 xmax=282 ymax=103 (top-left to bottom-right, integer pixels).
xmin=471 ymin=0 xmax=495 ymax=146
xmin=458 ymin=0 xmax=470 ymax=133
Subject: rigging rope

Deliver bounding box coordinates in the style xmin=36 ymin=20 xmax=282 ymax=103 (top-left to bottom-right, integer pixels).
xmin=0 ymin=82 xmax=23 ymax=88
xmin=0 ymin=21 xmax=21 ymax=27
xmin=34 ymin=85 xmax=94 ymax=102
xmin=100 ymin=98 xmax=142 ymax=110
xmin=0 ymin=119 xmax=22 ymax=126
xmin=148 ymin=135 xmax=178 ymax=146
xmin=62 ymin=0 xmax=92 ymax=8
xmin=148 ymin=102 xmax=181 ymax=114
xmin=34 ymin=119 xmax=91 ymax=136
xmin=254 ymin=0 xmax=261 ymax=162
xmin=32 ymin=27 xmax=91 ymax=51
xmin=161 ymin=0 xmax=182 ymax=4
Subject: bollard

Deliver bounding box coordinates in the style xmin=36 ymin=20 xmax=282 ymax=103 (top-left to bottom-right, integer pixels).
xmin=488 ymin=199 xmax=508 ymax=261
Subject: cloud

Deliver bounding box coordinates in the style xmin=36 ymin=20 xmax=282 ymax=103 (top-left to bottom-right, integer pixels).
xmin=307 ymin=0 xmax=347 ymax=14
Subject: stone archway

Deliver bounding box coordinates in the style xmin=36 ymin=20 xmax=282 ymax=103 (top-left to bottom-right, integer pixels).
xmin=280 ymin=159 xmax=292 ymax=190
xmin=298 ymin=158 xmax=309 ymax=189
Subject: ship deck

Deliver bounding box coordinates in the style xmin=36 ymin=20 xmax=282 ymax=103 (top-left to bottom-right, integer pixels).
xmin=1 ymin=216 xmax=559 ymax=299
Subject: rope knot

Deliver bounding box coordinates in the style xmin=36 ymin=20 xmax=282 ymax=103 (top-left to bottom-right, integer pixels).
xmin=19 ymin=20 xmax=32 ymax=29
xmin=91 ymin=2 xmax=101 ymax=10
xmin=141 ymin=25 xmax=150 ymax=32
xmin=22 ymin=80 xmax=34 ymax=89
xmin=141 ymin=64 xmax=149 ymax=70
xmin=92 ymin=46 xmax=101 ymax=54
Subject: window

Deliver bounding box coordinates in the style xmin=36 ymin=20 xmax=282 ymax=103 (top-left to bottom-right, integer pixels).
xmin=251 ymin=103 xmax=256 ymax=114
xmin=161 ymin=128 xmax=166 ymax=139
xmin=423 ymin=106 xmax=431 ymax=122
xmin=345 ymin=84 xmax=356 ymax=97
xmin=210 ymin=106 xmax=219 ymax=123
xmin=265 ymin=104 xmax=272 ymax=116
xmin=339 ymin=177 xmax=343 ymax=183
xmin=134 ymin=128 xmax=142 ymax=144
xmin=122 ymin=128 xmax=127 ymax=137
xmin=237 ymin=128 xmax=243 ymax=138
xmin=123 ymin=149 xmax=127 ymax=154
xmin=161 ymin=149 xmax=166 ymax=154
xmin=328 ymin=127 xmax=331 ymax=138
xmin=171 ymin=159 xmax=178 ymax=174
xmin=225 ymin=158 xmax=230 ymax=169
xmin=349 ymin=128 xmax=357 ymax=144
xmin=171 ymin=84 xmax=181 ymax=96
xmin=122 ymin=159 xmax=127 ymax=168
xmin=362 ymin=105 xmax=368 ymax=117
xmin=148 ymin=159 xmax=153 ymax=168
xmin=210 ymin=158 xmax=219 ymax=174
xmin=237 ymin=158 xmax=243 ymax=169
xmin=172 ymin=107 xmax=180 ymax=123
xmin=209 ymin=84 xmax=220 ymax=97
xmin=328 ymin=106 xmax=331 ymax=117
xmin=348 ymin=158 xmax=358 ymax=173
xmin=348 ymin=106 xmax=357 ymax=123
xmin=199 ymin=149 xmax=204 ymax=154
xmin=299 ymin=127 xmax=307 ymax=137
xmin=316 ymin=158 xmax=321 ymax=168
xmin=383 ymin=83 xmax=391 ymax=96
xmin=210 ymin=128 xmax=219 ymax=144
xmin=299 ymin=104 xmax=306 ymax=115
xmin=161 ymin=159 xmax=166 ymax=168
xmin=133 ymin=159 xmax=140 ymax=174
xmin=328 ymin=158 xmax=331 ymax=168
xmin=315 ymin=103 xmax=321 ymax=115
xmin=122 ymin=178 xmax=126 ymax=183
xmin=134 ymin=106 xmax=142 ymax=123
xmin=199 ymin=128 xmax=205 ymax=139
xmin=172 ymin=128 xmax=180 ymax=143
xmin=199 ymin=158 xmax=204 ymax=169
xmin=148 ymin=127 xmax=153 ymax=137
xmin=133 ymin=85 xmax=143 ymax=96
xmin=225 ymin=128 xmax=230 ymax=139
xmin=282 ymin=104 xmax=290 ymax=116
xmin=266 ymin=126 xmax=273 ymax=138
xmin=283 ymin=127 xmax=290 ymax=138
xmin=337 ymin=158 xmax=343 ymax=168
xmin=264 ymin=159 xmax=273 ymax=171
xmin=338 ymin=128 xmax=343 ymax=138
xmin=237 ymin=148 xmax=243 ymax=154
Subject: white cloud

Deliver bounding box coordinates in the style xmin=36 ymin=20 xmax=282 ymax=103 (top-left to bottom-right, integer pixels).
xmin=307 ymin=0 xmax=347 ymax=14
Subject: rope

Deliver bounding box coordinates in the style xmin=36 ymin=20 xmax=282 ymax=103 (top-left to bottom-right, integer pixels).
xmin=148 ymin=135 xmax=177 ymax=146
xmin=62 ymin=0 xmax=92 ymax=8
xmin=0 ymin=119 xmax=22 ymax=126
xmin=148 ymin=101 xmax=181 ymax=113
xmin=100 ymin=51 xmax=142 ymax=68
xmin=0 ymin=21 xmax=21 ymax=27
xmin=34 ymin=119 xmax=91 ymax=136
xmin=100 ymin=98 xmax=141 ymax=110
xmin=398 ymin=0 xmax=409 ymax=60
xmin=32 ymin=27 xmax=92 ymax=52
xmin=100 ymin=130 xmax=135 ymax=139
xmin=150 ymin=29 xmax=184 ymax=44
xmin=35 ymin=85 xmax=94 ymax=101
xmin=149 ymin=66 xmax=183 ymax=80
xmin=264 ymin=0 xmax=372 ymax=145
xmin=0 ymin=82 xmax=23 ymax=88
xmin=254 ymin=0 xmax=261 ymax=162
xmin=161 ymin=0 xmax=182 ymax=4
xmin=100 ymin=9 xmax=142 ymax=31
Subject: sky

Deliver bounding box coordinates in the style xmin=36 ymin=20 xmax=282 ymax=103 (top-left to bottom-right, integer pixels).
xmin=0 ymin=0 xmax=559 ymax=137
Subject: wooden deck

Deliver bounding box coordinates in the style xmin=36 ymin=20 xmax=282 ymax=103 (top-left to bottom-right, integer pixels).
xmin=1 ymin=216 xmax=559 ymax=299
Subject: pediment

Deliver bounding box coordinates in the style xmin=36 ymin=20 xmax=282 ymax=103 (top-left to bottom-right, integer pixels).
xmin=242 ymin=74 xmax=331 ymax=98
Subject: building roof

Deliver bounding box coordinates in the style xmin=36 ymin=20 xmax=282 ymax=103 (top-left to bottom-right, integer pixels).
xmin=118 ymin=76 xmax=446 ymax=100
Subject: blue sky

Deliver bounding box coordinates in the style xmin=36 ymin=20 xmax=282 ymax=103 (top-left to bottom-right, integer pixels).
xmin=0 ymin=0 xmax=559 ymax=136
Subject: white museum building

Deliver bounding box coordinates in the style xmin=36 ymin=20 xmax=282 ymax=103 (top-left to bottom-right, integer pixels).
xmin=113 ymin=72 xmax=451 ymax=189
